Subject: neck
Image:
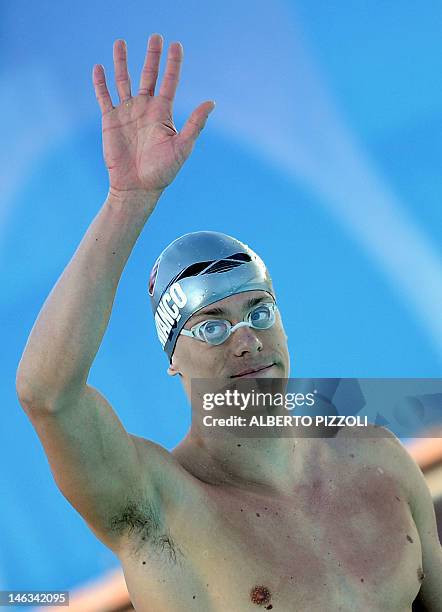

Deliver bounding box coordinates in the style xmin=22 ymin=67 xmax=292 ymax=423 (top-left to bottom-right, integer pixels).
xmin=174 ymin=378 xmax=337 ymax=493
xmin=174 ymin=427 xmax=310 ymax=495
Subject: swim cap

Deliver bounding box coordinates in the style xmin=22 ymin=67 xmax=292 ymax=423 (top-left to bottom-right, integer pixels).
xmin=148 ymin=231 xmax=276 ymax=362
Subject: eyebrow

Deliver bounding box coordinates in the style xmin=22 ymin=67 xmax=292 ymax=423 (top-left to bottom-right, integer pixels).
xmin=191 ymin=296 xmax=272 ymax=322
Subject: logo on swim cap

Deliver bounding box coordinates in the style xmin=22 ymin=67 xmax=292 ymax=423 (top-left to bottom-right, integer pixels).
xmin=148 ymin=231 xmax=275 ymax=362
xmin=154 ymin=281 xmax=188 ymax=348
xmin=148 ymin=256 xmax=161 ymax=296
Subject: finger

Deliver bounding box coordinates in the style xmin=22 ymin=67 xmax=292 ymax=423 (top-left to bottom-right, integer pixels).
xmin=158 ymin=41 xmax=183 ymax=103
xmin=176 ymin=101 xmax=215 ymax=155
xmin=92 ymin=64 xmax=114 ymax=114
xmin=138 ymin=33 xmax=163 ymax=96
xmin=113 ymin=39 xmax=132 ymax=102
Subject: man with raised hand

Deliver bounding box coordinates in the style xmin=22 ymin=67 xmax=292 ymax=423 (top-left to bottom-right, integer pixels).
xmin=16 ymin=35 xmax=441 ymax=611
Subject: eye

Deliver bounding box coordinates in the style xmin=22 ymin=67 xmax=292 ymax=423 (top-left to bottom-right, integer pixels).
xmin=201 ymin=320 xmax=228 ymax=339
xmin=249 ymin=304 xmax=274 ymax=327
xmin=250 ymin=304 xmax=270 ymax=320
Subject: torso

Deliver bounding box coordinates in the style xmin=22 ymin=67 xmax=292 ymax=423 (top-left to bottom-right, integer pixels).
xmin=115 ymin=432 xmax=423 ymax=611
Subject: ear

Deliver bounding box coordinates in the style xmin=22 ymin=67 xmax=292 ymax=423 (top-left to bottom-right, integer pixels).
xmin=167 ymin=357 xmax=181 ymax=377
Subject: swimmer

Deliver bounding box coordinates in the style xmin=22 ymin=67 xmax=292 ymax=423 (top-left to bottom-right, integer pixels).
xmin=16 ymin=35 xmax=441 ymax=611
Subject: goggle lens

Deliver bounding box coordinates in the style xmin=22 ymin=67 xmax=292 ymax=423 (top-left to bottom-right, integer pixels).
xmin=199 ymin=320 xmax=230 ymax=345
xmin=199 ymin=303 xmax=276 ymax=345
xmin=249 ymin=304 xmax=275 ymax=329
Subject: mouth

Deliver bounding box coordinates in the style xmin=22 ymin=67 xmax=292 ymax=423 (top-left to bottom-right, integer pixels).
xmin=230 ymin=363 xmax=276 ymax=378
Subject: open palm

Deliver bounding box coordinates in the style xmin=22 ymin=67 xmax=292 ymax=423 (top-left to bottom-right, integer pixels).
xmin=93 ymin=35 xmax=215 ymax=195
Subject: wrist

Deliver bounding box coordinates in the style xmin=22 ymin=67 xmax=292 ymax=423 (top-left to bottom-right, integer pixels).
xmin=106 ymin=187 xmax=163 ymax=216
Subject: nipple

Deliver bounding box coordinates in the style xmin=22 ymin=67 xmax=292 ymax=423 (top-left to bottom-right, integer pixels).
xmin=250 ymin=585 xmax=272 ymax=606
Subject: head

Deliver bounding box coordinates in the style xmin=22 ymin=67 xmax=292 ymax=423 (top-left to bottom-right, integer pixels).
xmin=149 ymin=231 xmax=290 ymax=398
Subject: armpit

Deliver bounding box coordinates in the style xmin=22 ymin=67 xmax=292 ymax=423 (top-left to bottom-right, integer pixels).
xmin=108 ymin=497 xmax=182 ymax=564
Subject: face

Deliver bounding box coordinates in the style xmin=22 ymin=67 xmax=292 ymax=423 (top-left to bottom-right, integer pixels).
xmin=167 ymin=290 xmax=290 ymax=398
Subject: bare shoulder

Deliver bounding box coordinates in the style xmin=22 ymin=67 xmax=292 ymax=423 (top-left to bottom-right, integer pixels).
xmin=365 ymin=426 xmax=439 ymax=516
xmin=333 ymin=421 xmax=401 ymax=452
xmin=361 ymin=424 xmax=423 ymax=493
xmin=334 ymin=423 xmax=417 ymax=498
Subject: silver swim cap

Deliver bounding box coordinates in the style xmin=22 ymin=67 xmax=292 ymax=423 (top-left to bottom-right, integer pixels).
xmin=148 ymin=231 xmax=276 ymax=362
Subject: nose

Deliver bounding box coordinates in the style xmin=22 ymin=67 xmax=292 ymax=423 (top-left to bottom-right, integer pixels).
xmin=230 ymin=323 xmax=263 ymax=357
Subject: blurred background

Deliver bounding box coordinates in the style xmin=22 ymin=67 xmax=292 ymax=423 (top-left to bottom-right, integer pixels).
xmin=1 ymin=0 xmax=441 ymax=609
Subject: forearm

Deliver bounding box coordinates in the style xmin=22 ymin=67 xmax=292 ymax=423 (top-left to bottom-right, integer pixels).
xmin=16 ymin=189 xmax=161 ymax=406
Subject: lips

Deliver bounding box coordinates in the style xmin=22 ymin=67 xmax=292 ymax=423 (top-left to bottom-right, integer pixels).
xmin=231 ymin=363 xmax=275 ymax=378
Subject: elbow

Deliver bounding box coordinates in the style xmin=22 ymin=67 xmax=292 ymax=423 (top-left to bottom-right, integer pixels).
xmin=16 ymin=369 xmax=32 ymax=404
xmin=16 ymin=370 xmax=86 ymax=414
xmin=16 ymin=374 xmax=46 ymax=411
xmin=15 ymin=369 xmax=55 ymax=413
xmin=16 ymin=354 xmax=39 ymax=407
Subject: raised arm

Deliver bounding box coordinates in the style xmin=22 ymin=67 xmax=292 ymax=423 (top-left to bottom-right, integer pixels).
xmin=15 ymin=35 xmax=214 ymax=550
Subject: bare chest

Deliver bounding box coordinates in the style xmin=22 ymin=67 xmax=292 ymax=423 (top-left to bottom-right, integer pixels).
xmin=184 ymin=465 xmax=421 ymax=608
xmin=120 ymin=462 xmax=423 ymax=611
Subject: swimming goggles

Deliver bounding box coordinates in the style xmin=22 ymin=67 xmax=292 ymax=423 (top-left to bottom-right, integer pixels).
xmin=180 ymin=302 xmax=277 ymax=346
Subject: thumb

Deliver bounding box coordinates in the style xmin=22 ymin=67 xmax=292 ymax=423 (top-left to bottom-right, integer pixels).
xmin=176 ymin=100 xmax=215 ymax=155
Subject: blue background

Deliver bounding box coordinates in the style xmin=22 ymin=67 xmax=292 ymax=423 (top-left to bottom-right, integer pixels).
xmin=1 ymin=0 xmax=441 ymax=596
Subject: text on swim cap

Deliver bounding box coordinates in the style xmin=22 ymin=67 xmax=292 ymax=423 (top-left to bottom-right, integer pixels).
xmin=154 ymin=282 xmax=188 ymax=348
